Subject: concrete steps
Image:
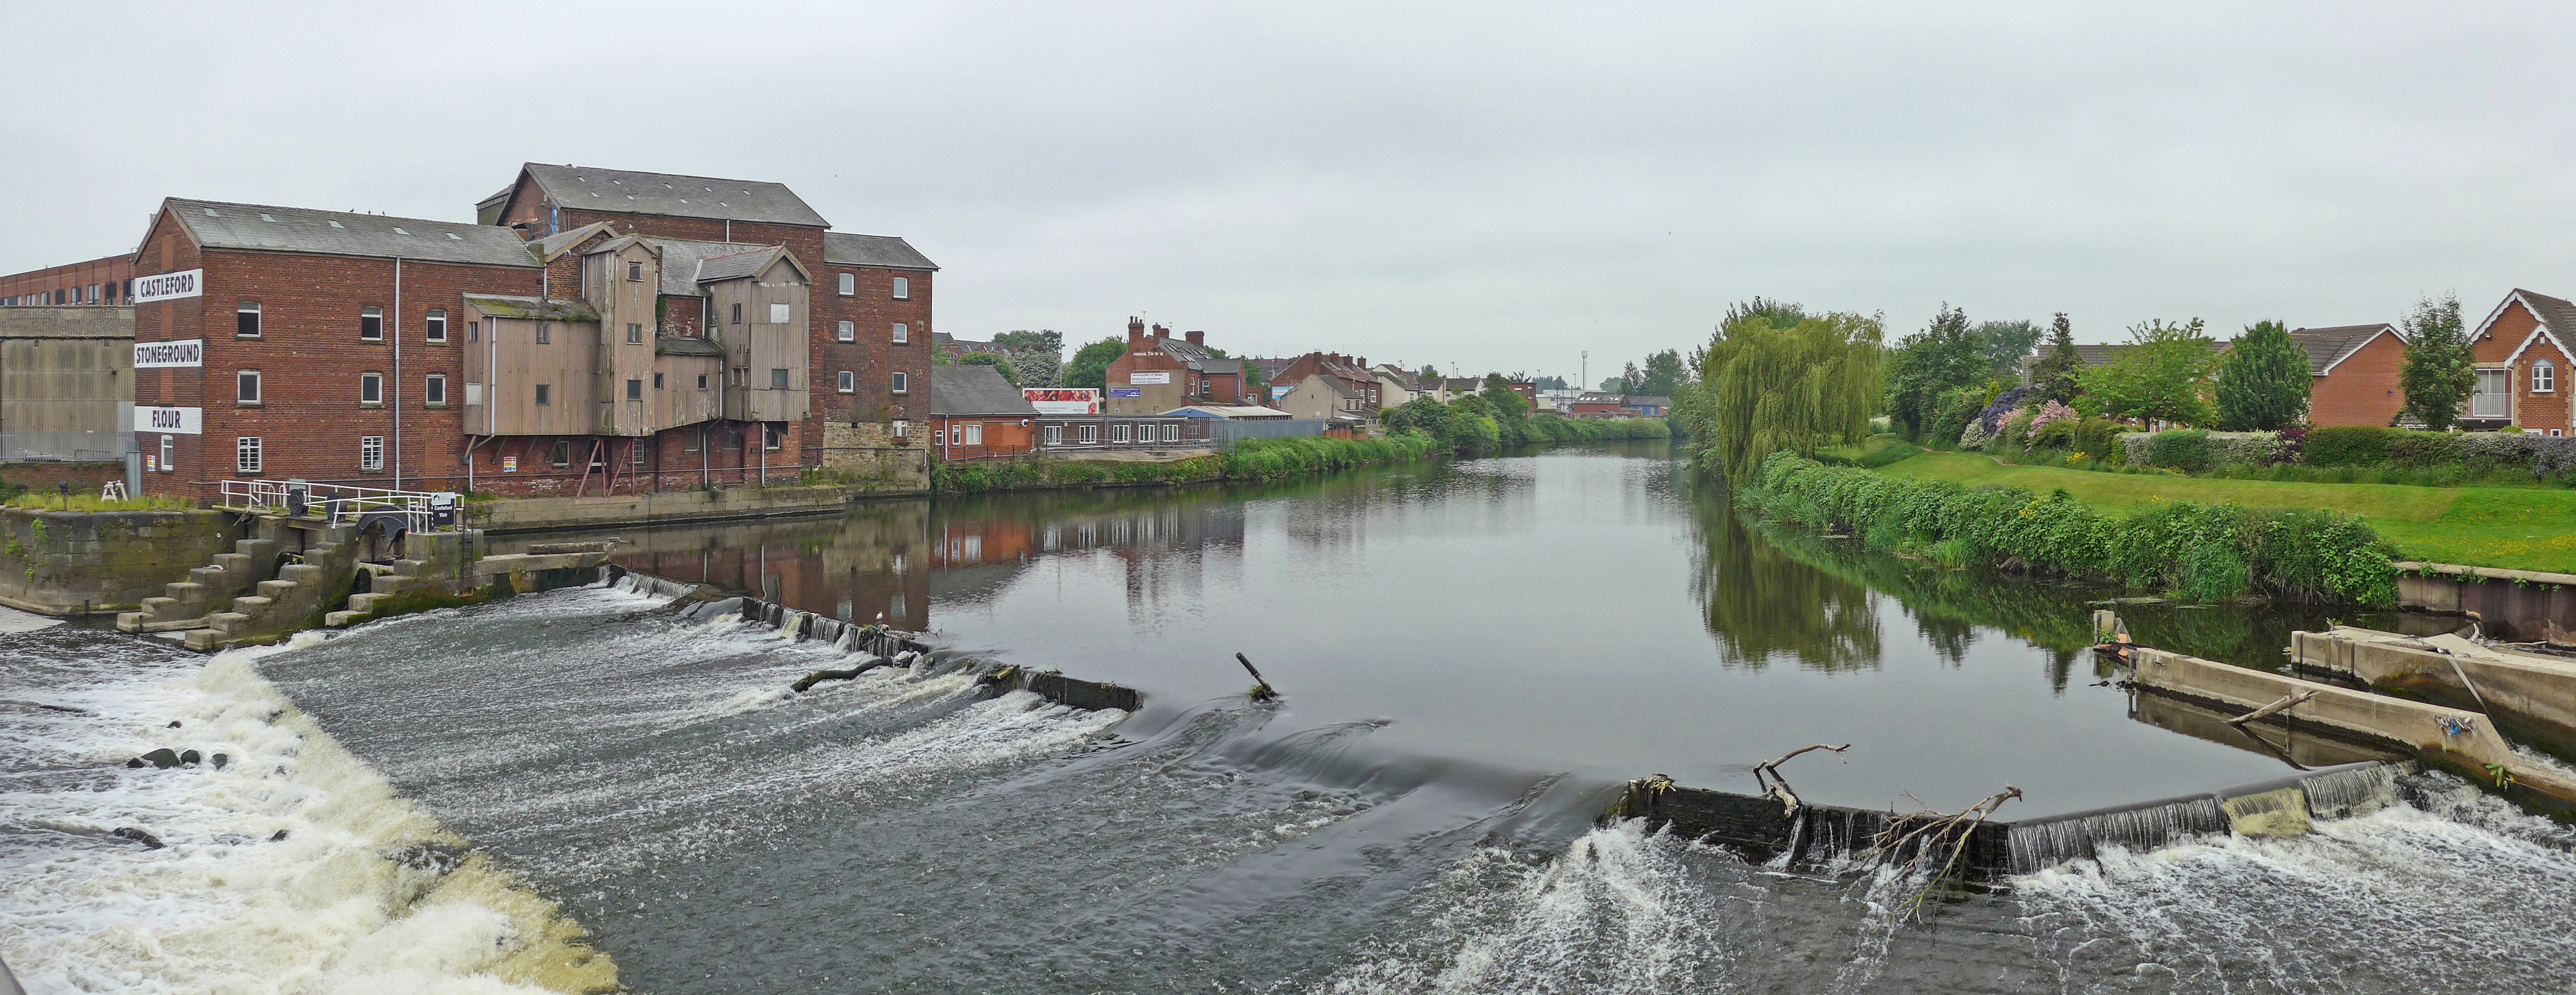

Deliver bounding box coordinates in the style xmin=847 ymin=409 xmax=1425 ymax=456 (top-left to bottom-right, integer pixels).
xmin=177 ymin=535 xmax=357 ymax=651
xmin=118 ymin=538 xmax=282 ymax=633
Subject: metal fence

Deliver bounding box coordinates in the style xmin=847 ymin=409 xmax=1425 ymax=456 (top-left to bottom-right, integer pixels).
xmin=1209 ymin=419 xmax=1324 ymax=444
xmin=0 ymin=431 xmax=133 ymax=462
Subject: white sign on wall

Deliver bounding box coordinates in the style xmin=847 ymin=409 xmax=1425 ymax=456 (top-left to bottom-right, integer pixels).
xmin=1023 ymin=387 xmax=1100 ymax=415
xmin=133 ymin=269 xmax=203 ymax=304
xmin=1128 ymin=371 xmax=1171 ymax=385
xmin=138 ymin=406 xmax=202 ymax=434
xmin=133 ymin=338 xmax=205 ymax=368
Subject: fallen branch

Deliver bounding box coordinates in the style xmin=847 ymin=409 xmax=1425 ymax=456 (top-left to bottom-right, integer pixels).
xmin=1866 ymin=785 xmax=2023 ymax=922
xmin=2226 ymin=690 xmax=2317 ymax=726
xmin=1236 ymin=653 xmax=1278 ymax=701
xmin=790 ymin=657 xmax=897 ymax=692
xmin=1750 ymin=743 xmax=1849 ymax=816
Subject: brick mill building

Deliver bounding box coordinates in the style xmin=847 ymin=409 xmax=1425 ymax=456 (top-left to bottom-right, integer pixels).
xmin=0 ymin=254 xmax=134 ymax=307
xmin=114 ymin=164 xmax=940 ymax=501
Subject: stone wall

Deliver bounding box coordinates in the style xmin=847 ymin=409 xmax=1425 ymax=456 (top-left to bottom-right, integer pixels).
xmin=820 ymin=421 xmax=930 ymax=492
xmin=0 ymin=507 xmax=245 ymax=615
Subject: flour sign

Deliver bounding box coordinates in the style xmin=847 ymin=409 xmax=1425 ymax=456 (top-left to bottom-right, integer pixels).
xmin=133 ymin=338 xmax=205 ymax=368
xmin=133 ymin=269 xmax=203 ymax=304
xmin=137 ymin=406 xmax=202 ymax=434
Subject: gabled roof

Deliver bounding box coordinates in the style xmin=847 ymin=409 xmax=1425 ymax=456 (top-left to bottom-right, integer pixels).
xmin=2287 ymin=324 xmax=2404 ymax=376
xmin=143 ymin=198 xmax=539 ymax=269
xmin=822 ymin=232 xmax=939 ymax=270
xmin=1623 ymin=395 xmax=1673 ymax=408
xmin=2477 ymin=288 xmax=2576 ymax=367
xmin=930 ymin=365 xmax=1037 ymax=416
xmin=1371 ymin=366 xmax=1419 ymax=390
xmin=1161 ymin=405 xmax=1292 ymax=418
xmin=694 ymin=245 xmax=809 ymax=285
xmin=513 ymin=164 xmax=829 ymax=227
xmin=655 ymin=334 xmax=725 ymax=357
xmin=462 ymin=294 xmax=598 ymax=321
xmin=533 ymin=220 xmax=620 ymax=262
xmin=637 ymin=238 xmax=766 ymax=295
xmin=1194 ymin=357 xmax=1243 ymax=374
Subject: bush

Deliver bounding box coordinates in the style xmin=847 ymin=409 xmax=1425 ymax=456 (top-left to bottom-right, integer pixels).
xmin=2029 ymin=417 xmax=2079 ymax=451
xmin=2303 ymin=425 xmax=2395 ymax=467
xmin=2074 ymin=418 xmax=2125 ymax=465
xmin=1998 ymin=408 xmax=2038 ymax=448
xmin=1744 ymin=451 xmax=2397 ymax=605
xmin=2384 ymin=430 xmax=2465 ymax=467
xmin=1926 ymin=386 xmax=1985 ymax=450
xmin=2142 ymin=429 xmax=2214 ymax=472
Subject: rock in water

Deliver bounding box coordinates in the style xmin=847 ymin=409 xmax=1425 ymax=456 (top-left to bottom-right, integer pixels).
xmin=166 ymin=720 xmax=182 ymax=728
xmin=129 ymin=748 xmax=181 ymax=769
xmin=179 ymin=749 xmax=202 ymax=765
xmin=210 ymin=753 xmax=230 ymax=770
xmin=112 ymin=827 xmax=165 ymax=849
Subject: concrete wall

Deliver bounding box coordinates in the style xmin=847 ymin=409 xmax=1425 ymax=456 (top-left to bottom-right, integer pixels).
xmin=464 ymin=483 xmax=860 ymax=533
xmin=0 ymin=507 xmax=245 ymax=614
xmin=2393 ymin=560 xmax=2576 ymax=642
xmin=0 ymin=306 xmax=133 ymax=461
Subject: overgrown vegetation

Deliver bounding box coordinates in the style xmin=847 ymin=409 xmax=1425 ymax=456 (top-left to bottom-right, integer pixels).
xmin=1681 ymin=299 xmax=1882 ymax=484
xmin=1745 ymin=451 xmax=2399 ymax=605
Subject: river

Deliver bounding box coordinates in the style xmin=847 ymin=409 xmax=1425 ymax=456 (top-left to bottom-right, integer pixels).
xmin=5 ymin=441 xmax=2573 ymax=993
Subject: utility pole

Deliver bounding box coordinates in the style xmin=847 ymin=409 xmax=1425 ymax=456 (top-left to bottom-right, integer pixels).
xmin=1581 ymin=351 xmax=1587 ymax=392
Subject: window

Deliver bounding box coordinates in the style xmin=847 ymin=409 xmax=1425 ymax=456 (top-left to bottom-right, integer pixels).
xmin=626 ymin=260 xmax=644 ymax=282
xmin=552 ymin=441 xmax=572 ymax=467
xmin=627 ymin=323 xmax=643 ymax=344
xmin=360 ymin=307 xmax=383 ymax=341
xmin=2474 ymin=368 xmax=2511 ymax=419
xmin=838 ymin=370 xmax=855 ymax=393
xmin=425 ymin=374 xmax=446 ymax=406
xmin=892 ymin=419 xmax=909 ymax=439
xmin=360 ymin=436 xmax=384 ymax=471
xmin=891 ymin=323 xmax=908 ymax=344
xmin=963 ymin=423 xmax=984 ymax=445
xmin=731 ymin=302 xmax=742 ymax=324
xmin=627 ymin=379 xmax=643 ymax=400
xmin=769 ymin=303 xmax=791 ymax=324
xmin=837 ymin=321 xmax=855 ymax=342
xmin=467 ymin=320 xmax=479 ymax=343
xmin=1113 ymin=423 xmax=1131 ymax=443
xmin=425 ymin=309 xmax=448 ymax=343
xmin=947 ymin=426 xmax=960 ymax=445
xmin=891 ymin=371 xmax=909 ymax=394
xmin=1079 ymin=423 xmax=1098 ymax=444
xmin=1162 ymin=423 xmax=1179 ymax=442
xmin=159 ymin=434 xmax=175 ymax=473
xmin=535 ymin=384 xmax=552 ymax=406
xmin=2536 ymin=360 xmax=2557 ymax=394
xmin=892 ymin=276 xmax=909 ymax=300
xmin=360 ymin=372 xmax=382 ymax=405
xmin=237 ymin=370 xmax=261 ymax=405
xmin=653 ymin=373 xmax=665 ymax=390
xmin=696 ymin=373 xmax=708 ymax=390
xmin=1045 ymin=424 xmax=1063 ymax=445
xmin=236 ymin=436 xmax=262 ymax=474
xmin=770 ymin=368 xmax=790 ymax=389
xmin=238 ymin=302 xmax=261 ymax=337
xmin=631 ymin=440 xmax=646 ymax=466
xmin=764 ymin=425 xmax=785 ymax=451
xmin=838 ymin=273 xmax=855 ymax=296
xmin=536 ymin=321 xmax=551 ymax=344
xmin=86 ymin=284 xmax=97 ymax=303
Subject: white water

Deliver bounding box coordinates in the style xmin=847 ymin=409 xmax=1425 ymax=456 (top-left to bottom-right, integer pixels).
xmin=0 ymin=633 xmax=613 ymax=995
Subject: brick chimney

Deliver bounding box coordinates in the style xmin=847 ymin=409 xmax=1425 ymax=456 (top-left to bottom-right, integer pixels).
xmin=1358 ymin=357 xmax=1368 ymax=370
xmin=1153 ymin=324 xmax=1171 ymax=340
xmin=1186 ymin=330 xmax=1204 ymax=346
xmin=1127 ymin=317 xmax=1145 ymax=346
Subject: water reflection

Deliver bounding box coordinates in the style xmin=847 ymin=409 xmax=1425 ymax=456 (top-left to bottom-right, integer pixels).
xmin=1687 ymin=485 xmax=1882 ymax=672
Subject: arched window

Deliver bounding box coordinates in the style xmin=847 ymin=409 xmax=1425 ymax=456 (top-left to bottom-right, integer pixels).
xmin=2534 ymin=360 xmax=2557 ymax=394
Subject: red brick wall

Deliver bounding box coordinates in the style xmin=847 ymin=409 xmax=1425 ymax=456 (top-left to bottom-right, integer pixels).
xmin=456 ymin=420 xmax=808 ymax=495
xmin=0 ymin=462 xmax=124 ymax=494
xmin=0 ymin=254 xmax=133 ymax=306
xmin=2471 ymin=299 xmax=2575 ymax=432
xmin=2307 ymin=330 xmax=2406 ymax=427
xmin=929 ymin=415 xmax=1037 ymax=460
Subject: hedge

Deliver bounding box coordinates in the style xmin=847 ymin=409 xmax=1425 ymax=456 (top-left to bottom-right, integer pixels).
xmin=2120 ymin=429 xmax=2283 ymax=470
xmin=1745 ymin=451 xmax=2397 ymax=605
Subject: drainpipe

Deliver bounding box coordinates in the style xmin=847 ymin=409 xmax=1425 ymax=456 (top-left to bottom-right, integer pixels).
xmin=393 ymin=257 xmax=404 ymax=489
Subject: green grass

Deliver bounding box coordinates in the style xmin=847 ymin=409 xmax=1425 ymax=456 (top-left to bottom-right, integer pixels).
xmin=2 ymin=494 xmax=194 ymax=512
xmin=1879 ymin=451 xmax=2576 ymax=574
xmin=1813 ymin=434 xmax=1923 ymax=469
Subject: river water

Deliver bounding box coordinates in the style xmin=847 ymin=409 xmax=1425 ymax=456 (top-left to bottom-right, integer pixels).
xmin=6 ymin=441 xmax=2575 ymax=994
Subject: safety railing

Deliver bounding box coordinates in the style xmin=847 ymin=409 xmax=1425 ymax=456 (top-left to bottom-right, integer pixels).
xmin=218 ymin=479 xmax=462 ymax=532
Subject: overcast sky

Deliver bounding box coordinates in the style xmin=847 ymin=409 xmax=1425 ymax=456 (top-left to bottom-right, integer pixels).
xmin=6 ymin=3 xmax=2572 ymax=382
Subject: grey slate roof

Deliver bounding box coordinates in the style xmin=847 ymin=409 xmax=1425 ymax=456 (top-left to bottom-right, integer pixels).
xmin=656 ymin=334 xmax=725 ymax=357
xmin=643 ymin=238 xmax=767 ymax=295
xmin=1623 ymin=395 xmax=1673 ymax=408
xmin=2286 ymin=324 xmax=2400 ymax=375
xmin=520 ymin=164 xmax=829 ymax=227
xmin=694 ymin=246 xmax=786 ymax=284
xmin=160 ymin=199 xmax=538 ymax=268
xmin=2510 ymin=289 xmax=2576 ymax=343
xmin=823 ymin=232 xmax=939 ymax=270
xmin=1195 ymin=357 xmax=1244 ymax=374
xmin=462 ymin=294 xmax=598 ymax=322
xmin=930 ymin=365 xmax=1037 ymax=416
xmin=2064 ymin=340 xmax=2232 ymax=368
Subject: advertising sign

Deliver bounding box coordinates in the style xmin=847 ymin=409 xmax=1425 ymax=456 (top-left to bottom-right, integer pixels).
xmin=1271 ymin=386 xmax=1292 ymax=399
xmin=503 ymin=456 xmax=519 ymax=473
xmin=133 ymin=269 xmax=203 ymax=304
xmin=137 ymin=406 xmax=202 ymax=434
xmin=1127 ymin=371 xmax=1171 ymax=385
xmin=1110 ymin=388 xmax=1142 ymax=398
xmin=1022 ymin=387 xmax=1100 ymax=415
xmin=133 ymin=338 xmax=205 ymax=368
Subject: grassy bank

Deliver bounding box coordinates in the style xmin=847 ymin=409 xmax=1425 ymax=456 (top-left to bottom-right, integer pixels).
xmin=1746 ymin=451 xmax=2398 ymax=605
xmin=1880 ymin=450 xmax=2576 ymax=574
xmin=930 ymin=434 xmax=1440 ymax=495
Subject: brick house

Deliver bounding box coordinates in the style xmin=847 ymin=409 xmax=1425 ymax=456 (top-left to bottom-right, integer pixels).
xmin=928 ymin=365 xmax=1039 ymax=461
xmin=1101 ymin=319 xmax=1254 ymax=415
xmin=2286 ymin=324 xmax=2407 ymax=427
xmin=1268 ymin=352 xmax=1380 ymax=413
xmin=0 ymin=253 xmax=133 ymax=307
xmin=1275 ymin=374 xmax=1371 ymax=426
xmin=2465 ymin=289 xmax=2576 ymax=434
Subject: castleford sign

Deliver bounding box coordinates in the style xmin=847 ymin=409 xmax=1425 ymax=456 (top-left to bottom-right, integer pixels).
xmin=138 ymin=406 xmax=202 ymax=434
xmin=133 ymin=269 xmax=203 ymax=304
xmin=133 ymin=338 xmax=205 ymax=368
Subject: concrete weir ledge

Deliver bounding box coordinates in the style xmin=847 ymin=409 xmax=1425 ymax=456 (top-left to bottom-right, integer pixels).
xmin=605 ymin=565 xmax=1143 ymax=714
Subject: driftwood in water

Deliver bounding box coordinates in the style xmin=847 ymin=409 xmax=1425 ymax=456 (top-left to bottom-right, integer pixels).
xmin=2228 ymin=690 xmax=2318 ymax=726
xmin=791 ymin=658 xmax=897 ymax=692
xmin=1750 ymin=742 xmax=1849 ymax=816
xmin=1236 ymin=653 xmax=1277 ymax=701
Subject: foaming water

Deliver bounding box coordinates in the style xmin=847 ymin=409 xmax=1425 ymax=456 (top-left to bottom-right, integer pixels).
xmin=0 ymin=627 xmax=612 ymax=995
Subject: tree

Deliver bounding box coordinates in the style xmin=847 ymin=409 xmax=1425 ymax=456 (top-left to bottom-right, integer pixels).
xmin=2398 ymin=292 xmax=2476 ymax=430
xmin=2214 ymin=320 xmax=2310 ymax=430
xmin=1973 ymin=319 xmax=2044 ymax=381
xmin=1532 ymin=375 xmax=1568 ymax=390
xmin=1682 ymin=305 xmax=1882 ymax=483
xmin=1417 ymin=363 xmax=1440 ymax=379
xmin=2074 ymin=319 xmax=2218 ymax=426
xmin=1599 ymin=377 xmax=1626 ymax=393
xmin=1884 ymin=304 xmax=1989 ymax=441
xmin=1063 ymin=336 xmax=1127 ymax=390
xmin=959 ymin=351 xmax=1019 ymax=387
xmin=1630 ymin=350 xmax=1686 ymax=396
xmin=2028 ymin=313 xmax=2083 ymax=405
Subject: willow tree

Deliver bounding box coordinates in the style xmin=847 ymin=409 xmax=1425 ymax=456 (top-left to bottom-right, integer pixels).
xmin=1684 ymin=302 xmax=1883 ymax=484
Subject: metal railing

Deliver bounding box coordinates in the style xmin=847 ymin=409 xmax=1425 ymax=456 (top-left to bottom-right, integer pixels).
xmin=219 ymin=479 xmax=460 ymax=532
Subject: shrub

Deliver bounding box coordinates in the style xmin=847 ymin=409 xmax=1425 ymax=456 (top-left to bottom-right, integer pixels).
xmin=2141 ymin=429 xmax=2213 ymax=471
xmin=1926 ymin=386 xmax=1985 ymax=450
xmin=2275 ymin=427 xmax=2309 ymax=464
xmin=1998 ymin=408 xmax=2038 ymax=448
xmin=2074 ymin=418 xmax=2125 ymax=465
xmin=2384 ymin=430 xmax=2465 ymax=467
xmin=2303 ymin=425 xmax=2394 ymax=466
xmin=2030 ymin=417 xmax=2079 ymax=451
xmin=2206 ymin=431 xmax=2285 ymax=467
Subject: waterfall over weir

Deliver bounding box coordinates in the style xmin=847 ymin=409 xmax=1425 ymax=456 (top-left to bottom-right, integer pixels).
xmin=2004 ymin=762 xmax=2412 ymax=875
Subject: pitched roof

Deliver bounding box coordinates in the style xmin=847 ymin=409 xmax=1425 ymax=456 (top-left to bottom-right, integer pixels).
xmin=2287 ymin=324 xmax=2403 ymax=375
xmin=2487 ymin=288 xmax=2576 ymax=366
xmin=694 ymin=245 xmax=806 ymax=285
xmin=1623 ymin=395 xmax=1673 ymax=408
xmin=1371 ymin=366 xmax=1419 ymax=390
xmin=462 ymin=294 xmax=598 ymax=322
xmin=1194 ymin=357 xmax=1243 ymax=374
xmin=151 ymin=198 xmax=538 ymax=268
xmin=516 ymin=164 xmax=828 ymax=227
xmin=643 ymin=237 xmax=768 ymax=295
xmin=822 ymin=232 xmax=938 ymax=270
xmin=656 ymin=334 xmax=725 ymax=357
xmin=930 ymin=365 xmax=1037 ymax=416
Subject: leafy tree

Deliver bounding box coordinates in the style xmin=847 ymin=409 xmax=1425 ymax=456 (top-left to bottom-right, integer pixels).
xmin=990 ymin=329 xmax=1061 ymax=354
xmin=959 ymin=351 xmax=1020 ymax=387
xmin=1532 ymin=375 xmax=1568 ymax=390
xmin=1973 ymin=320 xmax=2045 ymax=381
xmin=1417 ymin=363 xmax=1440 ymax=379
xmin=2215 ymin=320 xmax=2310 ymax=430
xmin=2029 ymin=313 xmax=2083 ymax=405
xmin=1599 ymin=377 xmax=1627 ymax=393
xmin=2398 ymin=292 xmax=2476 ymax=430
xmin=1681 ymin=302 xmax=1882 ymax=483
xmin=1062 ymin=336 xmax=1127 ymax=390
xmin=2074 ymin=319 xmax=2218 ymax=426
xmin=1624 ymin=349 xmax=1686 ymax=396
xmin=1884 ymin=304 xmax=1989 ymax=441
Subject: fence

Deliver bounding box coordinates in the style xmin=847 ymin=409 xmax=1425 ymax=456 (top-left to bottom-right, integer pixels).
xmin=219 ymin=479 xmax=459 ymax=533
xmin=0 ymin=430 xmax=132 ymax=462
xmin=1209 ymin=419 xmax=1324 ymax=443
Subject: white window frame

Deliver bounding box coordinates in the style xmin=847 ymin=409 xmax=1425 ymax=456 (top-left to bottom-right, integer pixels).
xmin=237 ymin=369 xmax=261 ymax=405
xmin=2473 ymin=368 xmax=2512 ymax=420
xmin=1113 ymin=423 xmax=1132 ymax=443
xmin=891 ymin=323 xmax=908 ymax=344
xmin=1045 ymin=424 xmax=1063 ymax=445
xmin=963 ymin=423 xmax=984 ymax=445
xmin=159 ymin=434 xmax=175 ymax=473
xmin=2535 ymin=360 xmax=2557 ymax=395
xmin=892 ymin=419 xmax=908 ymax=439
xmin=838 ymin=273 xmax=856 ymax=296
xmin=424 ymin=308 xmax=448 ymax=343
xmin=360 ymin=306 xmax=384 ymax=341
xmin=1162 ymin=422 xmax=1179 ymax=442
xmin=359 ymin=371 xmax=383 ymax=406
xmin=837 ymin=370 xmax=856 ymax=393
xmin=237 ymin=302 xmax=261 ymax=338
xmin=891 ymin=371 xmax=909 ymax=395
xmin=1079 ymin=423 xmax=1098 ymax=444
xmin=236 ymin=436 xmax=263 ymax=474
xmin=837 ymin=320 xmax=856 ymax=342
xmin=892 ymin=276 xmax=910 ymax=300
xmin=360 ymin=435 xmax=384 ymax=471
xmin=425 ymin=373 xmax=447 ymax=406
